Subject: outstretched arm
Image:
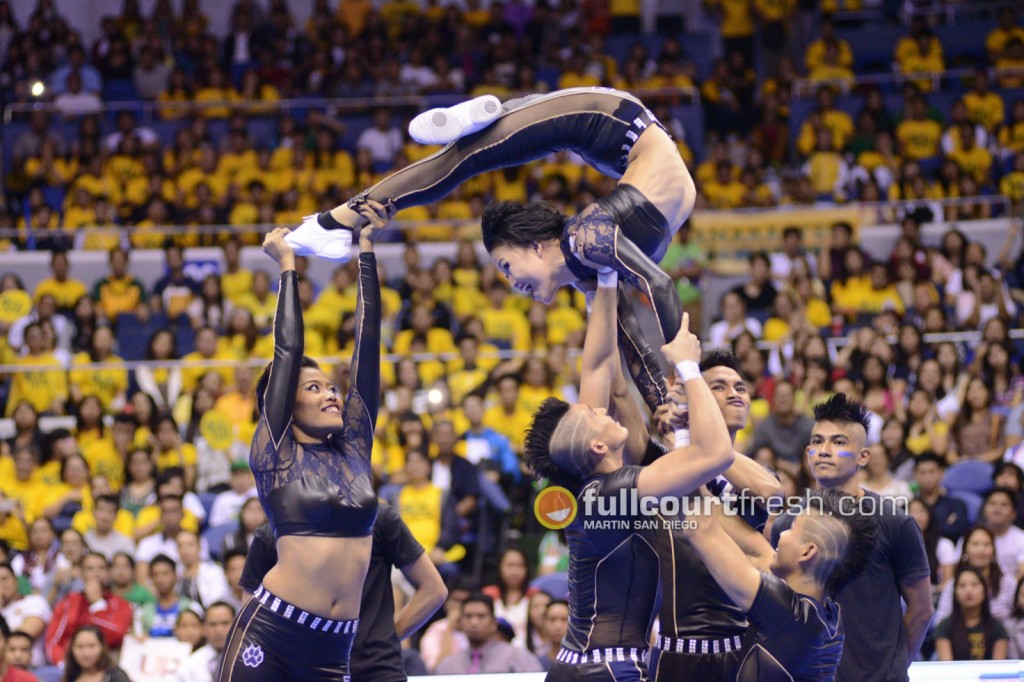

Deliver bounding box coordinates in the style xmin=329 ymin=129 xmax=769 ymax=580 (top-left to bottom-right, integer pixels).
xmin=577 ymin=272 xmax=618 ymax=410
xmin=345 ymin=201 xmax=393 ymax=440
xmin=637 ymin=314 xmax=734 ymax=498
xmin=261 ymin=228 xmax=303 ymax=446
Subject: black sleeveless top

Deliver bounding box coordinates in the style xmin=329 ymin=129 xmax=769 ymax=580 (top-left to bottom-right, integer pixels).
xmin=562 ymin=466 xmax=660 ymax=653
xmin=251 ymin=256 xmax=381 ymax=538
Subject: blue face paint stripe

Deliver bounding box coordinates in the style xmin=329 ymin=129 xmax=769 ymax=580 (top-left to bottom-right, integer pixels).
xmin=837 ymin=450 xmax=856 ymax=458
xmin=807 ymin=449 xmax=816 ymax=456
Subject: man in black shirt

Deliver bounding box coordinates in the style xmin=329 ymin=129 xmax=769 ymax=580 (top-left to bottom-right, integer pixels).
xmin=770 ymin=395 xmax=934 ymax=682
xmin=238 ymin=504 xmax=447 ymax=682
xmin=913 ymin=453 xmax=969 ymax=542
xmin=685 ymin=487 xmax=875 ymax=681
xmin=647 ymin=350 xmax=783 ymax=681
xmin=525 ymin=274 xmax=735 ymax=681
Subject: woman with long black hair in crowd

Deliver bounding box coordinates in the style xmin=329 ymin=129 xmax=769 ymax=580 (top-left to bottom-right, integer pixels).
xmin=61 ymin=625 xmax=131 ymax=682
xmin=935 ymin=567 xmax=1009 ymax=661
xmin=217 ymin=200 xmax=390 ymax=680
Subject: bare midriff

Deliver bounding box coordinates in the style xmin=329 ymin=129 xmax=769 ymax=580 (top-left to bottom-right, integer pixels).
xmin=261 ymin=534 xmax=372 ymax=620
xmin=621 ymin=125 xmax=696 ymax=230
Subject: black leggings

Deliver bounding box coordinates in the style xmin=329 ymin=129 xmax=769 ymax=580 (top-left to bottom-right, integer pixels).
xmin=358 ymin=87 xmax=661 ymax=210
xmin=217 ymin=585 xmax=357 ymax=681
xmin=351 ymin=88 xmax=683 ymax=410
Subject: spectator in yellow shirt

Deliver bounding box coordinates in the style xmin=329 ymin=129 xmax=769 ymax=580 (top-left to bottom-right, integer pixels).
xmin=483 ymin=374 xmax=533 ymax=454
xmin=218 ymin=238 xmax=253 ymax=305
xmin=896 ymin=95 xmax=942 ymax=161
xmin=796 ymin=87 xmax=853 ymax=156
xmin=706 ymin=0 xmax=755 ymax=59
xmin=897 ymin=30 xmax=945 ymax=91
xmin=995 ymin=38 xmax=1024 ymax=89
xmin=69 ymin=326 xmax=128 ymax=411
xmin=479 ymin=282 xmax=531 ymax=352
xmin=193 ymin=68 xmax=238 ymax=118
xmin=6 ymin=322 xmax=68 ymax=416
xmin=804 ymin=17 xmax=853 ymax=72
xmin=157 ymin=68 xmax=193 ymax=120
xmin=397 ymin=450 xmax=444 ymax=555
xmin=987 ymin=7 xmax=1024 ymax=61
xmin=948 ymin=122 xmax=993 ymax=185
xmin=152 ymin=415 xmax=197 ymax=490
xmin=233 ymin=269 xmax=277 ymax=330
xmin=999 ymin=151 xmax=1024 ymax=205
xmin=180 ymin=326 xmax=235 ymax=393
xmin=33 ymin=250 xmax=87 ymax=313
xmin=91 ymin=248 xmax=147 ymax=321
xmin=962 ymin=70 xmax=1005 ymax=132
xmin=808 ymin=42 xmax=855 ymax=89
xmin=702 ymin=160 xmax=747 ymax=209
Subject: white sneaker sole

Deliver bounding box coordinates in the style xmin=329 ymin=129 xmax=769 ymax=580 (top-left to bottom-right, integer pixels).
xmin=284 ymin=215 xmax=354 ymax=262
xmin=408 ymin=95 xmax=502 ymax=145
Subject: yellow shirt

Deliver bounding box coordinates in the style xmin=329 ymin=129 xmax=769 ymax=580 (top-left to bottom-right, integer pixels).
xmin=999 ymin=121 xmax=1024 ymax=155
xmin=0 ymin=513 xmax=27 ymax=551
xmin=193 ymin=87 xmax=239 ymax=118
xmin=805 ymin=39 xmax=853 ymax=71
xmin=963 ymin=92 xmax=1005 ymax=132
xmin=393 ymin=328 xmax=456 ymax=356
xmin=7 ymin=353 xmax=67 ymax=416
xmin=94 ymin=276 xmax=146 ymax=319
xmin=180 ymin=351 xmax=236 ymax=392
xmin=763 ymin=318 xmax=790 ymax=343
xmin=220 ymin=269 xmax=254 ymax=306
xmin=134 ymin=504 xmax=200 ymax=537
xmin=1000 ymin=172 xmax=1024 ymax=204
xmin=155 ymin=443 xmax=198 ymax=473
xmin=830 ymin=275 xmax=873 ymax=315
xmin=69 ymin=352 xmax=128 ymax=411
xmin=703 ymin=180 xmax=747 ymax=209
xmin=233 ymin=292 xmax=277 ymax=329
xmin=987 ymin=26 xmax=1024 ymax=57
xmin=557 ymin=72 xmax=601 ymax=90
xmin=483 ymin=405 xmax=533 ymax=454
xmin=896 ymin=119 xmax=942 ymax=159
xmin=71 ymin=507 xmax=136 ymax=538
xmin=82 ymin=437 xmax=125 ymax=491
xmin=398 ymin=483 xmax=443 ymax=551
xmin=754 ymin=0 xmax=794 ymax=21
xmin=806 ymin=152 xmax=845 ymax=198
xmin=517 ymin=385 xmax=565 ymax=417
xmin=63 ymin=206 xmax=96 ymax=230
xmin=28 ymin=483 xmax=92 ymax=524
xmin=33 ymin=278 xmax=87 ymax=310
xmin=995 ymin=56 xmax=1024 ymax=89
xmin=948 ymin=146 xmax=993 ymax=184
xmin=905 ymin=421 xmax=949 ymax=456
xmin=805 ymin=298 xmax=833 ymax=328
xmin=479 ymin=308 xmax=531 ymax=352
xmin=710 ymin=0 xmax=755 ymax=38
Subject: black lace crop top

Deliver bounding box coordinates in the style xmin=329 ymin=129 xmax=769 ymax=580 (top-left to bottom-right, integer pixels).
xmin=250 ymin=256 xmax=381 ymax=538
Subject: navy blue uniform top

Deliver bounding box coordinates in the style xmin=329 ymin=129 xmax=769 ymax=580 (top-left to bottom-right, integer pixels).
xmin=734 ymin=573 xmax=843 ymax=682
xmin=562 ymin=466 xmax=660 ymax=654
xmin=250 ymin=256 xmax=381 ymax=539
xmin=241 ymin=504 xmax=424 ymax=682
xmin=771 ymin=491 xmax=930 ymax=682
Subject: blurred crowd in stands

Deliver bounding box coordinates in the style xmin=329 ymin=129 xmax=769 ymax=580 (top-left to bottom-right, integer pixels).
xmin=0 ymin=0 xmax=1021 ymax=677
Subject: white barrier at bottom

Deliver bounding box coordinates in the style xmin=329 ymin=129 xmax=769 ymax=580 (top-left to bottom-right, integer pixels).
xmin=413 ymin=660 xmax=1024 ymax=682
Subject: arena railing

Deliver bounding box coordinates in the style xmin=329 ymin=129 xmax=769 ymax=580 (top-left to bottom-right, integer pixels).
xmin=0 ymin=328 xmax=1017 ymax=378
xmin=0 ymin=194 xmax=1011 ymax=249
xmin=792 ymin=67 xmax=980 ymax=97
xmin=1 ymin=86 xmax=701 ymax=125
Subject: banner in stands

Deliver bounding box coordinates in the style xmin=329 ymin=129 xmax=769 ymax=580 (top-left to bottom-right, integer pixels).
xmin=119 ymin=635 xmax=193 ymax=681
xmin=690 ymin=206 xmax=863 ymax=259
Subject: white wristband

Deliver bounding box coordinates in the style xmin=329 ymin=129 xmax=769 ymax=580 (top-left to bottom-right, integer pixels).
xmin=674 ymin=428 xmax=690 ymax=447
xmin=676 ymin=360 xmax=702 ymax=383
xmin=597 ymin=270 xmax=618 ymax=288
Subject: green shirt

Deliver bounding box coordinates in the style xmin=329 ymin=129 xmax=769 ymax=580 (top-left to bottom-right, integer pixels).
xmin=660 ymin=241 xmax=706 ymax=304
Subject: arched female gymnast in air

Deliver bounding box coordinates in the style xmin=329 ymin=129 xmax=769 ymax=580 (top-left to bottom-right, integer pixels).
xmin=287 ymin=87 xmax=697 ymax=410
xmin=218 ymin=200 xmax=392 ymax=681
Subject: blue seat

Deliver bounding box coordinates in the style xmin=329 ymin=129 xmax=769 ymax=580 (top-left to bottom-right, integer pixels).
xmin=202 ymin=522 xmax=239 ymax=562
xmin=198 ymin=491 xmax=219 ymax=524
xmin=947 ymin=490 xmax=983 ymax=527
xmin=942 ymin=460 xmax=995 ymax=496
xmin=529 ymin=572 xmax=569 ymax=600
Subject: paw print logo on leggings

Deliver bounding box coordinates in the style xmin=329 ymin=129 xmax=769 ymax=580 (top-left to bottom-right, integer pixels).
xmin=241 ymin=643 xmax=264 ymax=668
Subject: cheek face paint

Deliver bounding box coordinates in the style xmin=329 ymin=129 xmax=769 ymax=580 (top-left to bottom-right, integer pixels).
xmin=807 ymin=449 xmax=817 ymax=457
xmin=837 ymin=450 xmax=856 ymax=458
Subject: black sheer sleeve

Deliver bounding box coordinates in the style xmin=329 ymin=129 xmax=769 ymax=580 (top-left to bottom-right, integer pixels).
xmin=261 ymin=270 xmax=303 ymax=447
xmin=343 ymin=253 xmax=381 ymax=455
